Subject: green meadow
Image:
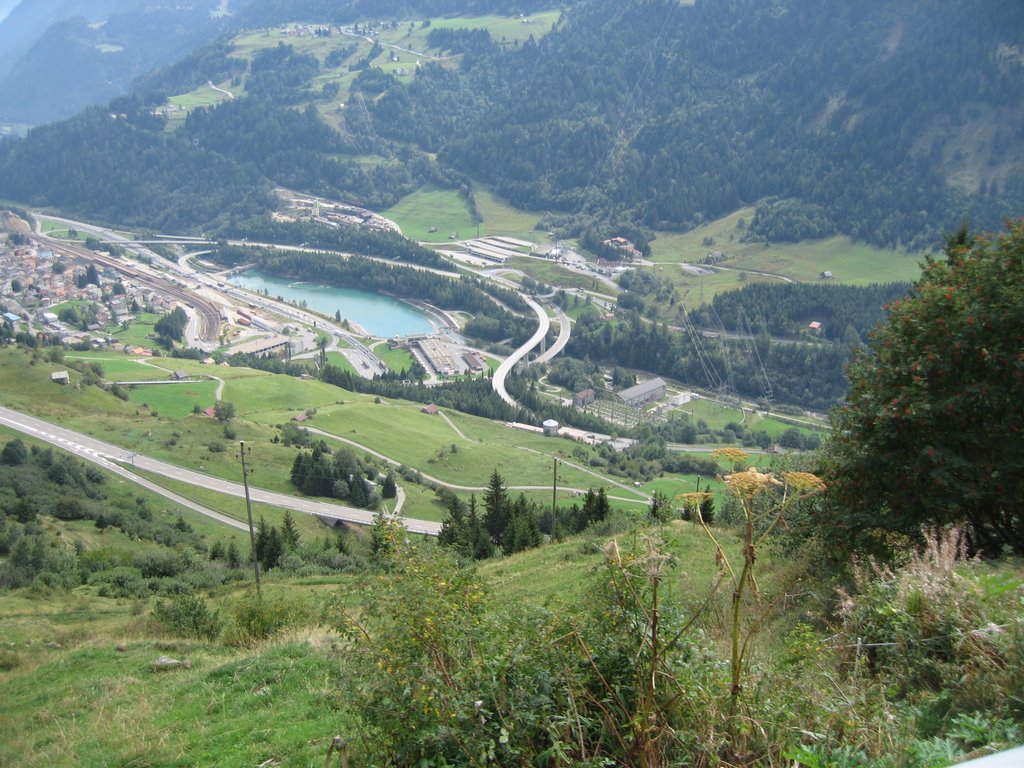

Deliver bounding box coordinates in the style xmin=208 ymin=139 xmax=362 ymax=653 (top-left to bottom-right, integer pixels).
xmin=0 ymin=588 xmax=348 ymax=768
xmin=37 ymin=217 xmax=89 ymax=240
xmin=421 ymin=11 xmax=562 ymax=45
xmin=164 ymin=83 xmax=235 ymax=129
xmin=369 ymin=11 xmax=563 ymax=61
xmin=649 ymin=207 xmax=924 ymax=310
xmin=0 ymin=347 xmax=658 ymax=532
xmin=64 ymin=353 xmax=171 ymax=380
xmin=125 ymin=380 xmax=220 ymax=419
xmin=107 ymin=312 xmax=161 ymax=349
xmin=324 ymin=350 xmax=358 ymax=375
xmin=372 ymin=343 xmax=416 ymax=373
xmin=473 ymin=184 xmax=542 ymax=239
xmin=383 ymin=183 xmax=478 ymax=242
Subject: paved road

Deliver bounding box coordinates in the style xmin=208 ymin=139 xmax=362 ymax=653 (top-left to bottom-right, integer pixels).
xmin=0 ymin=407 xmax=440 ymax=536
xmin=534 ymin=304 xmax=571 ymax=364
xmin=492 ymin=294 xmax=550 ymax=407
xmin=303 ymin=423 xmax=649 ymax=504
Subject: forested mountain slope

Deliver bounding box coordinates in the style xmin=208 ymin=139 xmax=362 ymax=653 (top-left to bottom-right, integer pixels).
xmin=0 ymin=0 xmax=1020 ymax=247
xmin=370 ymin=0 xmax=1023 ymax=249
xmin=238 ymin=0 xmax=558 ymax=27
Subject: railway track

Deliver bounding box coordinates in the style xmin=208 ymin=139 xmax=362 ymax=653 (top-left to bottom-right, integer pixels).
xmin=35 ymin=236 xmax=221 ymax=344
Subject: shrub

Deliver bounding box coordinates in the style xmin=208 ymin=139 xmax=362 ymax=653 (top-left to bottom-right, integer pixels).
xmin=153 ymin=593 xmax=221 ymax=640
xmin=90 ymin=566 xmax=147 ymax=598
xmin=223 ymin=589 xmax=312 ymax=646
xmin=836 ymin=527 xmax=1024 ymax=716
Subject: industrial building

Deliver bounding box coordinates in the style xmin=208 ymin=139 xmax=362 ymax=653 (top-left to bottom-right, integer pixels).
xmin=415 ymin=338 xmax=466 ymax=377
xmin=618 ymin=377 xmax=666 ymax=407
xmin=230 ymin=334 xmax=300 ymax=358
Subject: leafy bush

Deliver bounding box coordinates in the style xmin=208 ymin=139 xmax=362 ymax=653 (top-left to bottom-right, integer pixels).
xmin=825 ymin=222 xmax=1024 ymax=555
xmin=89 ymin=566 xmax=148 ymax=598
xmin=223 ymin=589 xmax=313 ymax=647
xmin=153 ymin=593 xmax=221 ymax=640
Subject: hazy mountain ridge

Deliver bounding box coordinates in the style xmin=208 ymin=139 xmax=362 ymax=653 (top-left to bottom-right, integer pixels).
xmin=0 ymin=0 xmax=246 ymax=124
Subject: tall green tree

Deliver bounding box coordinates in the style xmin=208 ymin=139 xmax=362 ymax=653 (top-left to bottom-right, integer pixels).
xmin=381 ymin=472 xmax=397 ymax=499
xmin=438 ymin=494 xmax=467 ymax=555
xmin=281 ymin=510 xmax=300 ymax=550
xmin=823 ymin=220 xmax=1024 ymax=555
xmin=482 ymin=469 xmax=510 ymax=549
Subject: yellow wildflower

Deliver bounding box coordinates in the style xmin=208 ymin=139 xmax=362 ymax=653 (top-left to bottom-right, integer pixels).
xmin=723 ymin=467 xmax=783 ymax=496
xmin=781 ymin=471 xmax=826 ymax=492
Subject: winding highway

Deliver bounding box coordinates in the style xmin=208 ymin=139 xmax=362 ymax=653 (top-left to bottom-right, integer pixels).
xmin=491 ymin=294 xmax=549 ymax=407
xmin=535 ymin=305 xmax=571 ymax=364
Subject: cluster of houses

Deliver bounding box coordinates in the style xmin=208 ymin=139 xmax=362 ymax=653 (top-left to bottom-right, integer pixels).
xmin=0 ymin=239 xmax=173 ymax=342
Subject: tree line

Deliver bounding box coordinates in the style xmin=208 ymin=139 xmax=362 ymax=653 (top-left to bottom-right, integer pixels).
xmin=437 ymin=468 xmax=614 ymax=561
xmin=289 ymin=440 xmax=396 ymax=508
xmin=567 ymin=306 xmax=851 ymax=412
xmin=687 ymin=281 xmax=911 ymax=343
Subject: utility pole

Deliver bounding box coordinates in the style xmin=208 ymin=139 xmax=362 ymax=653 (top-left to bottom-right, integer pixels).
xmin=238 ymin=441 xmax=261 ymax=595
xmin=551 ymin=457 xmax=558 ymax=542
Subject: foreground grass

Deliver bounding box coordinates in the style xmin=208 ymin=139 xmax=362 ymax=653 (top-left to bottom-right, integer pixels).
xmin=0 ymin=590 xmax=349 ymax=768
xmin=2 ymin=516 xmax=1021 ymax=766
xmin=0 ymin=519 xmax=779 ymax=766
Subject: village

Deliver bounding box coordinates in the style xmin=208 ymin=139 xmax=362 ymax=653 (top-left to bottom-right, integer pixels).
xmin=0 ymin=232 xmax=177 ymax=349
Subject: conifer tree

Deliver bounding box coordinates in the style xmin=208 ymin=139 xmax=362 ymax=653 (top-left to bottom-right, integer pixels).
xmin=381 ymin=472 xmax=397 ymax=499
xmin=281 ymin=510 xmax=300 ymax=550
xmin=226 ymin=540 xmax=241 ymax=569
xmin=482 ymin=469 xmax=510 ymax=548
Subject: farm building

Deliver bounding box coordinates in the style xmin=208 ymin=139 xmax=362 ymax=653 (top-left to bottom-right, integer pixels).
xmin=573 ymin=388 xmax=596 ymax=407
xmin=618 ymin=377 xmax=666 ymax=407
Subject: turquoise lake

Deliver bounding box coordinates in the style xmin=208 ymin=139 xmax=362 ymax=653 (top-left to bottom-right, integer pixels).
xmin=229 ymin=270 xmax=436 ymax=338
